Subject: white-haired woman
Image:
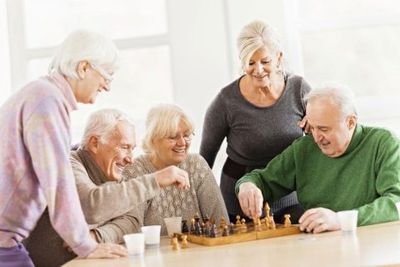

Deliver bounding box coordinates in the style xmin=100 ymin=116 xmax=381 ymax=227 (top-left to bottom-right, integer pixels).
xmin=0 ymin=30 xmax=126 ymax=266
xmin=200 ymin=20 xmax=312 ymax=223
xmin=124 ymin=104 xmax=229 ymax=235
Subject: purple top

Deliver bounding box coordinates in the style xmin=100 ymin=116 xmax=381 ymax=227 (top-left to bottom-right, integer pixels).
xmin=0 ymin=73 xmax=96 ymax=257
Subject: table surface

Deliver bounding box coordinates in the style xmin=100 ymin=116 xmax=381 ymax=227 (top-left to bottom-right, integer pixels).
xmin=63 ymin=221 xmax=400 ymax=267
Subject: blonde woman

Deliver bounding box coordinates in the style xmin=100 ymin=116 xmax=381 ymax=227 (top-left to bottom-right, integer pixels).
xmin=124 ymin=104 xmax=229 ymax=234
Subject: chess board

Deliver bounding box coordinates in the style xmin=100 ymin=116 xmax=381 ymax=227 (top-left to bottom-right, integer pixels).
xmin=186 ymin=224 xmax=301 ymax=246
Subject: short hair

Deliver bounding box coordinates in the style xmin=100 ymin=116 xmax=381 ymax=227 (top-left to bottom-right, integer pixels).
xmin=49 ymin=30 xmax=119 ymax=79
xmin=142 ymin=104 xmax=194 ymax=154
xmin=237 ymin=20 xmax=282 ymax=71
xmin=81 ymin=109 xmax=135 ymax=148
xmin=304 ymin=82 xmax=357 ymax=117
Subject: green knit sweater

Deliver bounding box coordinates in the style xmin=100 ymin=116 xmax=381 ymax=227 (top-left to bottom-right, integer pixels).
xmin=235 ymin=125 xmax=400 ymax=226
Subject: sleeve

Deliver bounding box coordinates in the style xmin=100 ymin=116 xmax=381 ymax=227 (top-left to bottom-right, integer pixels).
xmin=72 ymin=157 xmax=160 ymax=224
xmin=356 ymin=132 xmax=400 ymax=225
xmin=234 ymin=144 xmax=298 ymax=203
xmin=23 ymin=97 xmax=96 ymax=257
xmin=194 ymin=155 xmax=229 ymax=222
xmin=92 ymin=207 xmax=142 ymax=244
xmin=199 ymin=93 xmax=230 ymax=168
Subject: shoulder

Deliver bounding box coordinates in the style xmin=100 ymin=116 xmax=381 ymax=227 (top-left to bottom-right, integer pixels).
xmin=124 ymin=154 xmax=151 ymax=178
xmin=213 ymin=78 xmax=241 ymax=104
xmin=362 ymin=125 xmax=399 ymax=146
xmin=286 ymin=73 xmax=312 ymax=95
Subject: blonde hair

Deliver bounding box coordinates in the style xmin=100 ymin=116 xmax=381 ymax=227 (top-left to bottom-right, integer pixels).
xmin=142 ymin=104 xmax=194 ymax=154
xmin=237 ymin=20 xmax=282 ymax=71
xmin=49 ymin=30 xmax=119 ymax=79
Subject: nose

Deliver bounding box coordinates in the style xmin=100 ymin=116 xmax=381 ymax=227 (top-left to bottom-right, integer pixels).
xmin=256 ymin=63 xmax=263 ymax=74
xmin=176 ymin=135 xmax=186 ymax=145
xmin=312 ymin=129 xmax=323 ymax=143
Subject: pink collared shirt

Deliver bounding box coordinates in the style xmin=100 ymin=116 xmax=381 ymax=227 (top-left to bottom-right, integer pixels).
xmin=0 ymin=73 xmax=96 ymax=257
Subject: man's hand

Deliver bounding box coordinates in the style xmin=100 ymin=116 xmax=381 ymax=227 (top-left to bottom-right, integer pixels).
xmin=237 ymin=182 xmax=263 ymax=218
xmin=84 ymin=243 xmax=128 ymax=259
xmin=297 ymin=116 xmax=310 ymax=134
xmin=299 ymin=207 xmax=340 ymax=234
xmin=154 ymin=166 xmax=190 ymax=190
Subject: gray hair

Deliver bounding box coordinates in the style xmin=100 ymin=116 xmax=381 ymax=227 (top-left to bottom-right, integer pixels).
xmin=237 ymin=20 xmax=282 ymax=71
xmin=142 ymin=104 xmax=194 ymax=154
xmin=81 ymin=109 xmax=135 ymax=148
xmin=49 ymin=30 xmax=119 ymax=79
xmin=304 ymin=82 xmax=357 ymax=117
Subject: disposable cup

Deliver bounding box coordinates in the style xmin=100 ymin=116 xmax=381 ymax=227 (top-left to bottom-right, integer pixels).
xmin=141 ymin=225 xmax=161 ymax=246
xmin=337 ymin=210 xmax=358 ymax=233
xmin=123 ymin=233 xmax=145 ymax=257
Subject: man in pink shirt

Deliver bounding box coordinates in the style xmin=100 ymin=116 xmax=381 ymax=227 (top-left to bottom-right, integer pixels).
xmin=0 ymin=30 xmax=128 ymax=266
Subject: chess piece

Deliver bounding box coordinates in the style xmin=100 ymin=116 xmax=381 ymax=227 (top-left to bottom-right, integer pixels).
xmin=270 ymin=214 xmax=276 ymax=230
xmin=235 ymin=215 xmax=241 ymax=226
xmin=194 ymin=213 xmax=200 ymax=223
xmin=210 ymin=224 xmax=218 ymax=237
xmin=203 ymin=214 xmax=210 ymax=224
xmin=264 ymin=202 xmax=271 ymax=218
xmin=284 ymin=214 xmax=291 ymax=227
xmin=171 ymin=236 xmax=179 ymax=250
xmin=229 ymin=223 xmax=235 ymax=235
xmin=222 ymin=225 xmax=229 ymax=236
xmin=241 ymin=218 xmax=247 ymax=233
xmin=181 ymin=235 xmax=189 ymax=249
xmin=220 ymin=217 xmax=227 ymax=230
xmin=195 ymin=220 xmax=202 ymax=236
xmin=182 ymin=219 xmax=189 ymax=233
xmin=190 ymin=218 xmax=196 ymax=234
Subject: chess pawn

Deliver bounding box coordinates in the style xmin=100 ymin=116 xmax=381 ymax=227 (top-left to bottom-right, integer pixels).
xmin=220 ymin=217 xmax=226 ymax=230
xmin=182 ymin=219 xmax=189 ymax=233
xmin=229 ymin=223 xmax=235 ymax=235
xmin=181 ymin=235 xmax=189 ymax=249
xmin=210 ymin=224 xmax=218 ymax=237
xmin=284 ymin=214 xmax=291 ymax=227
xmin=235 ymin=215 xmax=241 ymax=226
xmin=171 ymin=236 xmax=180 ymax=250
xmin=195 ymin=221 xmax=202 ymax=236
xmin=241 ymin=218 xmax=247 ymax=233
xmin=222 ymin=225 xmax=229 ymax=236
xmin=269 ymin=214 xmax=276 ymax=230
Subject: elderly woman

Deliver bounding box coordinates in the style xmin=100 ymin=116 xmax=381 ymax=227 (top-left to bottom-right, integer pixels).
xmin=0 ymin=30 xmax=126 ymax=266
xmin=124 ymin=104 xmax=229 ymax=235
xmin=200 ymin=20 xmax=312 ymax=223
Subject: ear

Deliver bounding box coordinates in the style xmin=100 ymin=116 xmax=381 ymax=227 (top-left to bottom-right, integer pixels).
xmin=87 ymin=135 xmax=100 ymax=154
xmin=76 ymin=61 xmax=90 ymax=80
xmin=276 ymin=51 xmax=283 ymax=65
xmin=347 ymin=114 xmax=358 ymax=129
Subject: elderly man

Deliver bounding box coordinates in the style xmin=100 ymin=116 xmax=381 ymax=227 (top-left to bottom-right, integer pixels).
xmin=236 ymin=83 xmax=400 ymax=234
xmin=25 ymin=109 xmax=190 ymax=266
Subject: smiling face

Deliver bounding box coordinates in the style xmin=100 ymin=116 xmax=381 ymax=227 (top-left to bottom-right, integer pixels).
xmin=150 ymin=120 xmax=192 ymax=169
xmin=244 ymin=46 xmax=282 ymax=89
xmin=73 ymin=61 xmax=114 ymax=104
xmin=306 ymin=97 xmax=357 ymax=158
xmin=88 ymin=121 xmax=135 ymax=181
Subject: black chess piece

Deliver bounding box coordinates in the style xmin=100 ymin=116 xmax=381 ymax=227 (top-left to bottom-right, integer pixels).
xmin=182 ymin=220 xmax=189 ymax=233
xmin=210 ymin=224 xmax=218 ymax=238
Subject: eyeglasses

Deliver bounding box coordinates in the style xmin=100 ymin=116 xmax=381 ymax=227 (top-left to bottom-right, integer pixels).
xmin=90 ymin=63 xmax=114 ymax=84
xmin=167 ymin=132 xmax=194 ymax=143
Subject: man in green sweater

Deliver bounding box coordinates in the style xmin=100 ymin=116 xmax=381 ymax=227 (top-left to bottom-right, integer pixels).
xmin=235 ymin=83 xmax=400 ymax=234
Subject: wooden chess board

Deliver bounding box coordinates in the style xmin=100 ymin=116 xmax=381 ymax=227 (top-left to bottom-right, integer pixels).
xmin=186 ymin=224 xmax=301 ymax=246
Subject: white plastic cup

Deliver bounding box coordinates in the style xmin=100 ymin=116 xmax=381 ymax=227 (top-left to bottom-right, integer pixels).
xmin=141 ymin=225 xmax=161 ymax=246
xmin=123 ymin=233 xmax=145 ymax=257
xmin=163 ymin=217 xmax=182 ymax=237
xmin=337 ymin=210 xmax=358 ymax=233
xmin=395 ymin=202 xmax=400 ymax=219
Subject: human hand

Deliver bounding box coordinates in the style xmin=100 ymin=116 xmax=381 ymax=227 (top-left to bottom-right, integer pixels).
xmin=297 ymin=116 xmax=310 ymax=134
xmin=299 ymin=207 xmax=340 ymax=234
xmin=84 ymin=243 xmax=128 ymax=259
xmin=237 ymin=182 xmax=263 ymax=218
xmin=154 ymin=166 xmax=190 ymax=190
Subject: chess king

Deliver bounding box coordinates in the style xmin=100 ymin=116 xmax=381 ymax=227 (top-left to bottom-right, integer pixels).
xmin=236 ymin=83 xmax=400 ymax=234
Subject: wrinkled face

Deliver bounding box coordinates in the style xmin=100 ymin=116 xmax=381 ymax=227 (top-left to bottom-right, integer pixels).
xmin=152 ymin=120 xmax=193 ymax=168
xmin=90 ymin=122 xmax=135 ymax=181
xmin=75 ymin=62 xmax=114 ymax=104
xmin=307 ymin=98 xmax=356 ymax=158
xmin=244 ymin=46 xmax=281 ymax=88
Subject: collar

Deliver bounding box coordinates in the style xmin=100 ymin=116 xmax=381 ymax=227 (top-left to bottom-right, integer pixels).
xmin=76 ymin=148 xmax=109 ymax=185
xmin=341 ymin=124 xmax=363 ymax=156
xmin=47 ymin=72 xmax=78 ymax=112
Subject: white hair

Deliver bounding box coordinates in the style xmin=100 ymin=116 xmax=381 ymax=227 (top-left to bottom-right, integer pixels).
xmin=142 ymin=104 xmax=194 ymax=155
xmin=81 ymin=109 xmax=135 ymax=148
xmin=304 ymin=82 xmax=357 ymax=117
xmin=49 ymin=30 xmax=119 ymax=79
xmin=237 ymin=20 xmax=283 ymax=71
